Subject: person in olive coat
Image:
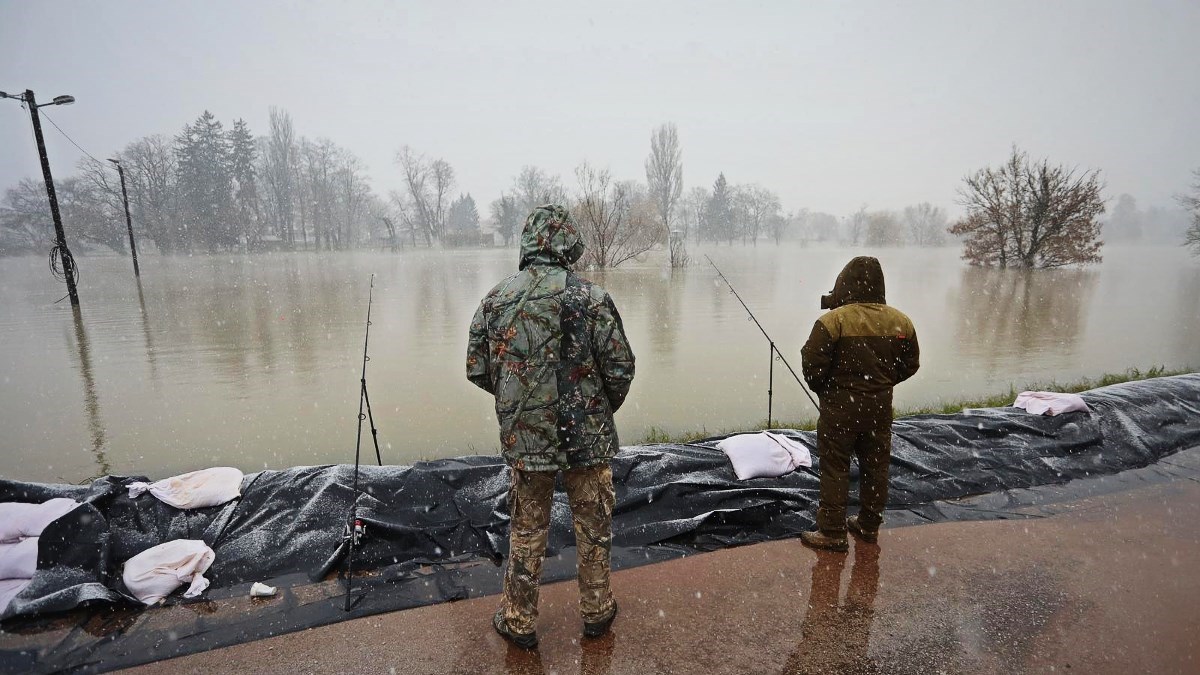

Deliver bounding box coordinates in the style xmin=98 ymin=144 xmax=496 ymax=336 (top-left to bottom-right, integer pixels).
xmin=800 ymin=256 xmax=919 ymax=551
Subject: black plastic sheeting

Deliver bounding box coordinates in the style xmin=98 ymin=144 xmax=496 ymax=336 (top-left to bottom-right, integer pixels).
xmin=1 ymin=373 xmax=1198 ymax=673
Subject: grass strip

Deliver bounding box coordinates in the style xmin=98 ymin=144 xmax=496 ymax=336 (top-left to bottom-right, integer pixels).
xmin=638 ymin=365 xmax=1191 ymax=444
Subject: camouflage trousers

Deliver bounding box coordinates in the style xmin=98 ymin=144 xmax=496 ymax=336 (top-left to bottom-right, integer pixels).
xmin=499 ymin=464 xmax=615 ymax=635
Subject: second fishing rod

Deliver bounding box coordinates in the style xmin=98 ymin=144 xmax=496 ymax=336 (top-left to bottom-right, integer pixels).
xmin=344 ymin=273 xmax=384 ymax=612
xmin=705 ymin=255 xmax=819 ymax=428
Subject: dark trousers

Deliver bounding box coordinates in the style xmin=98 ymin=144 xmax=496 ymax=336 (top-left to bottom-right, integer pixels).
xmin=815 ymin=412 xmax=892 ymax=533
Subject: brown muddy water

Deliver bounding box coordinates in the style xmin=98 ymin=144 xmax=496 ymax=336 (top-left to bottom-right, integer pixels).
xmin=1 ymin=243 xmax=1197 ymax=483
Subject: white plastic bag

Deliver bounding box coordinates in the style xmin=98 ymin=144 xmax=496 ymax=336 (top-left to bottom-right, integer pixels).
xmin=127 ymin=467 xmax=244 ymax=509
xmin=0 ymin=537 xmax=40 ymax=580
xmin=718 ymin=431 xmax=813 ymax=480
xmin=0 ymin=578 xmax=31 ymax=615
xmin=122 ymin=539 xmax=216 ymax=605
xmin=0 ymin=498 xmax=79 ymax=543
xmin=1013 ymin=391 xmax=1090 ymax=416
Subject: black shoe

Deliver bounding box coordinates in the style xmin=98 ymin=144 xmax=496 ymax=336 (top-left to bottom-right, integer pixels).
xmin=583 ymin=601 xmax=619 ymax=638
xmin=493 ymin=610 xmax=538 ymax=649
xmin=847 ymin=515 xmax=879 ymax=544
xmin=800 ymin=529 xmax=849 ymax=552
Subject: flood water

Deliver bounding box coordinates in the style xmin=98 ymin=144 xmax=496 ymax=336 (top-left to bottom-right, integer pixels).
xmin=1 ymin=243 xmax=1197 ymax=483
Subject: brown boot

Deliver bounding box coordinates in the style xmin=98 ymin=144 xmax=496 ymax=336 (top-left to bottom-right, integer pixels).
xmin=800 ymin=529 xmax=848 ymax=552
xmin=846 ymin=515 xmax=879 ymax=544
xmin=583 ymin=600 xmax=619 ymax=638
xmin=493 ymin=610 xmax=538 ymax=649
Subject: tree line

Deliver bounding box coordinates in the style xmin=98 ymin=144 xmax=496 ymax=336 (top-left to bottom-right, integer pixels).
xmin=3 ymin=111 xmax=1199 ymax=268
xmin=0 ymin=108 xmax=381 ymax=255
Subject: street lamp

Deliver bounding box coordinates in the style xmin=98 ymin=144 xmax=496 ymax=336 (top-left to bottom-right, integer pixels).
xmin=0 ymin=89 xmax=81 ymax=306
xmin=107 ymin=158 xmax=141 ymax=277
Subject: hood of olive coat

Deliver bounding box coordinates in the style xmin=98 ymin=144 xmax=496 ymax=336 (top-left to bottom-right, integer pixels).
xmin=825 ymin=256 xmax=886 ymax=308
xmin=518 ymin=204 xmax=585 ymax=270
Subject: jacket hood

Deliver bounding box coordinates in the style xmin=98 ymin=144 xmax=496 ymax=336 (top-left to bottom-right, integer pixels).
xmin=825 ymin=256 xmax=886 ymax=308
xmin=519 ymin=204 xmax=585 ymax=270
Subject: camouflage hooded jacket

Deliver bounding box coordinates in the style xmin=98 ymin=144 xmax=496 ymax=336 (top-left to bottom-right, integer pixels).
xmin=801 ymin=256 xmax=920 ymax=420
xmin=466 ymin=205 xmax=635 ymax=472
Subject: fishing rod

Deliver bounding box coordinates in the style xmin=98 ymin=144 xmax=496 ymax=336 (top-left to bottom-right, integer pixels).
xmin=705 ymin=255 xmax=819 ymax=427
xmin=344 ymin=273 xmax=384 ymax=612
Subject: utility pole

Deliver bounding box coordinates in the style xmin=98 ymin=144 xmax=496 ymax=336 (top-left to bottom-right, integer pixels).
xmin=108 ymin=159 xmax=141 ymax=277
xmin=1 ymin=89 xmax=80 ymax=305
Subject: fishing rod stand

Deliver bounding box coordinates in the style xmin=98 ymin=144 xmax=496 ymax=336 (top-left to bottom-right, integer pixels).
xmin=706 ymin=255 xmax=820 ymax=427
xmin=768 ymin=340 xmax=775 ymax=429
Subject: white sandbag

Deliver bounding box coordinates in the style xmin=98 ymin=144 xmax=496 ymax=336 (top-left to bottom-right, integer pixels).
xmin=0 ymin=537 xmax=40 ymax=580
xmin=122 ymin=539 xmax=215 ymax=605
xmin=1013 ymin=391 xmax=1091 ymax=416
xmin=0 ymin=578 xmax=31 ymax=615
xmin=718 ymin=431 xmax=813 ymax=480
xmin=127 ymin=466 xmax=244 ymax=509
xmin=0 ymin=498 xmax=79 ymax=543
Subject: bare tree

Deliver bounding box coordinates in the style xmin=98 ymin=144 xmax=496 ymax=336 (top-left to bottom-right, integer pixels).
xmin=1178 ymin=168 xmax=1200 ymax=257
xmin=864 ymin=210 xmax=904 ymax=247
xmin=395 ymin=145 xmax=456 ymax=246
xmin=0 ymin=178 xmax=59 ymax=253
xmin=263 ymin=107 xmax=298 ymax=248
xmin=645 ymin=123 xmax=684 ymax=265
xmin=76 ymin=157 xmax=129 ymax=251
xmin=803 ymin=211 xmax=839 ymax=242
xmin=572 ymin=162 xmax=656 ymax=268
xmin=902 ymin=202 xmax=948 ymax=246
xmin=429 ymin=158 xmax=455 ymax=241
xmin=333 ymin=151 xmax=371 ymax=248
xmin=0 ymin=176 xmax=124 ymax=253
xmin=680 ymin=186 xmax=709 ymax=243
xmin=951 ymin=146 xmax=1105 ymax=268
xmin=122 ymin=134 xmax=179 ymax=252
xmin=513 ymin=165 xmax=566 ymax=214
xmin=301 ymin=138 xmax=338 ymax=250
xmin=735 ymin=184 xmax=781 ymax=246
xmin=844 ymin=204 xmax=868 ymax=245
xmin=771 ymin=208 xmax=803 ymax=244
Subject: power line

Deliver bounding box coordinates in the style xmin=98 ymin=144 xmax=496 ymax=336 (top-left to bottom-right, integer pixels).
xmin=38 ymin=108 xmax=104 ymax=165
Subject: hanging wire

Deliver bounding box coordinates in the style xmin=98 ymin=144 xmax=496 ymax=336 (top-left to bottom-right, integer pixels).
xmin=49 ymin=244 xmax=79 ymax=285
xmin=38 ymin=109 xmax=105 ymax=165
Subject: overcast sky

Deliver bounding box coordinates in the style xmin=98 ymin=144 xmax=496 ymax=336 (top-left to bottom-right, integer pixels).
xmin=2 ymin=0 xmax=1198 ymax=216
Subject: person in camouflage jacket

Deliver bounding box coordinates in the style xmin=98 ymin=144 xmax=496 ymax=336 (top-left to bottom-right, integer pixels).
xmin=467 ymin=204 xmax=634 ymax=646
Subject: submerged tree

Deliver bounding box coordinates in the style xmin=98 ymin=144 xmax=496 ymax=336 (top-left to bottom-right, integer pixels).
xmin=844 ymin=205 xmax=868 ymax=246
xmin=645 ymin=123 xmax=684 ymax=266
xmin=1178 ymin=168 xmax=1200 ymax=257
xmin=950 ymin=146 xmax=1105 ymax=268
xmin=864 ymin=210 xmax=904 ymax=247
xmin=572 ymin=162 xmax=655 ymax=268
xmin=902 ymin=202 xmax=947 ymax=246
